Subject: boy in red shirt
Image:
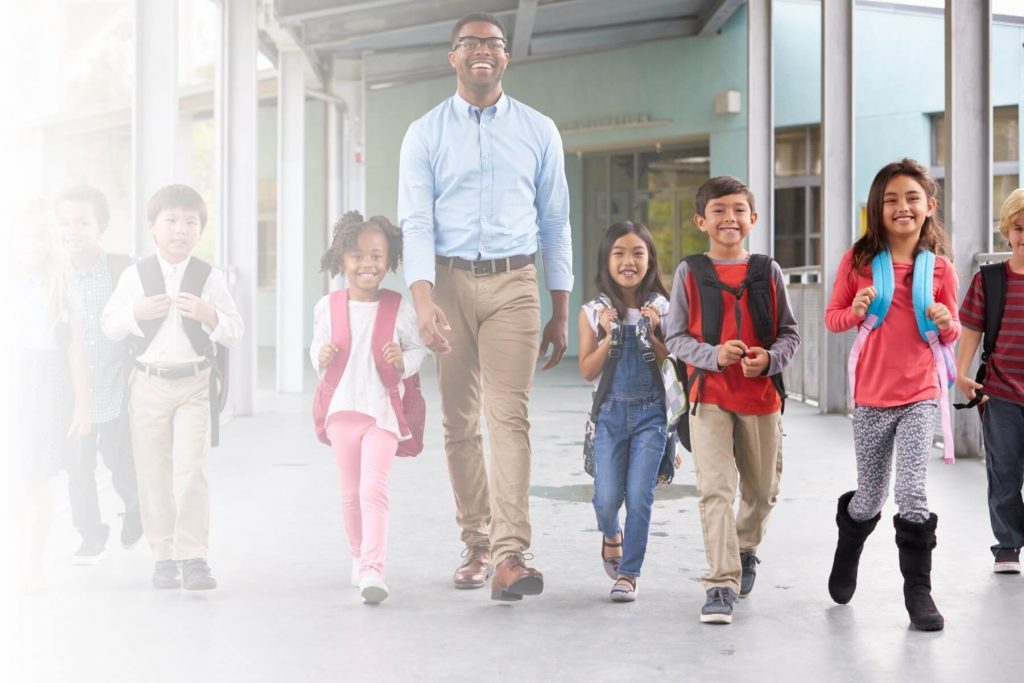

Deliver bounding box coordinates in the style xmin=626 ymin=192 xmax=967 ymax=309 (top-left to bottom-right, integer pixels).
xmin=956 ymin=187 xmax=1024 ymax=574
xmin=664 ymin=176 xmax=800 ymax=624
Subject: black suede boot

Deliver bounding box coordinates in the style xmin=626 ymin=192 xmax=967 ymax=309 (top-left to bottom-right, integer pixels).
xmin=828 ymin=491 xmax=880 ymax=604
xmin=894 ymin=513 xmax=944 ymax=631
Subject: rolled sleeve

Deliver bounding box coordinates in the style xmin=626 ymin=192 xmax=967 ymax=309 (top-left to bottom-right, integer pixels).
xmin=535 ymin=118 xmax=573 ymax=292
xmin=203 ymin=269 xmax=244 ymax=348
xmin=398 ymin=122 xmax=438 ymax=288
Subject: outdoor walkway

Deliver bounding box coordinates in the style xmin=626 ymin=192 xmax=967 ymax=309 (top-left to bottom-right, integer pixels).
xmin=6 ymin=362 xmax=1022 ymax=682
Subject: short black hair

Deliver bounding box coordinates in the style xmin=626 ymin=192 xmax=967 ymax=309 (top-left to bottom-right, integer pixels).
xmin=695 ymin=176 xmax=756 ymax=216
xmin=321 ymin=210 xmax=403 ymax=276
xmin=451 ymin=12 xmax=507 ymax=48
xmin=147 ymin=184 xmax=208 ymax=229
xmin=56 ymin=185 xmax=110 ymax=228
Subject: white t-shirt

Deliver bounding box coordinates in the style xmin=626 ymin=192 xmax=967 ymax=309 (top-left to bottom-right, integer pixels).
xmin=309 ymin=294 xmax=428 ymax=437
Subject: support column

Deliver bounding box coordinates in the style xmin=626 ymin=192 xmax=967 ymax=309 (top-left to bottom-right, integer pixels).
xmin=747 ymin=0 xmax=773 ymax=256
xmin=277 ymin=50 xmax=306 ymax=393
xmin=133 ymin=0 xmax=178 ymax=255
xmin=946 ymin=0 xmax=992 ymax=457
xmin=216 ymin=0 xmax=258 ymax=415
xmin=819 ymin=0 xmax=855 ymax=414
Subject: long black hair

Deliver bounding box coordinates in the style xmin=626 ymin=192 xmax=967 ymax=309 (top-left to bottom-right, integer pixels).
xmin=593 ymin=220 xmax=669 ymax=325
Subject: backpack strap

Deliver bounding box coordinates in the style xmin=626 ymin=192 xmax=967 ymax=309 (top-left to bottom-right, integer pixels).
xmin=106 ymin=253 xmax=133 ymax=288
xmin=848 ymin=250 xmax=896 ymax=405
xmin=180 ymin=258 xmax=215 ymax=358
xmin=954 ymin=262 xmax=1008 ymax=413
xmin=745 ymin=254 xmax=787 ymax=413
xmin=371 ymin=290 xmax=411 ymax=439
xmin=132 ymin=255 xmax=165 ymax=356
xmin=324 ymin=289 xmax=351 ymax=395
xmin=912 ymin=250 xmax=938 ymax=344
xmin=684 ymin=254 xmax=726 ymax=345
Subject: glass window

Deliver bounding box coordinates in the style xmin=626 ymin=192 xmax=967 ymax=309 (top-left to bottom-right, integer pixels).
xmin=994 ymin=106 xmax=1020 ymax=163
xmin=774 ymin=188 xmax=806 ymax=268
xmin=775 ymin=129 xmax=808 ymax=177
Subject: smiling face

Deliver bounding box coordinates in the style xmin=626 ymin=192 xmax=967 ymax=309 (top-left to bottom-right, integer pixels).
xmin=448 ymin=20 xmax=509 ymax=103
xmin=694 ymin=193 xmax=757 ymax=257
xmin=881 ymin=174 xmax=934 ymax=244
xmin=343 ymin=227 xmax=389 ymax=301
xmin=608 ymin=232 xmax=650 ymax=295
xmin=149 ymin=207 xmax=202 ymax=264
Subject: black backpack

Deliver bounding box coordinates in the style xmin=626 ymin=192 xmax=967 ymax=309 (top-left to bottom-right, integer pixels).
xmin=133 ymin=255 xmax=230 ymax=447
xmin=953 ymin=262 xmax=1008 ymax=416
xmin=674 ymin=254 xmax=786 ymax=452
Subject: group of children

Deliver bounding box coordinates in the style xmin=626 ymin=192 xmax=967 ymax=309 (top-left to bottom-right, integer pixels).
xmin=16 ymin=184 xmax=241 ymax=593
xmin=17 ymin=162 xmax=1024 ymax=632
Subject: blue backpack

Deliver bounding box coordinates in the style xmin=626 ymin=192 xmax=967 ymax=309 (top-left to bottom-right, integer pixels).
xmin=847 ymin=249 xmax=957 ymax=462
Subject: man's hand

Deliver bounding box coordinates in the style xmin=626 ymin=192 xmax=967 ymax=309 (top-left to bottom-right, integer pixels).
xmin=134 ymin=294 xmax=171 ymax=322
xmin=382 ymin=342 xmax=405 ymax=373
xmin=717 ymin=339 xmax=748 ymax=368
xmin=741 ymin=346 xmax=770 ymax=378
xmin=66 ymin=405 xmax=92 ymax=439
xmin=539 ymin=315 xmax=568 ymax=371
xmin=415 ymin=300 xmax=452 ymax=353
xmin=177 ymin=293 xmax=217 ymax=328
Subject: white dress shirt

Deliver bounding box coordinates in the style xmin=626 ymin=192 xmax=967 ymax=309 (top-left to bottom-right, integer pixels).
xmin=101 ymin=254 xmax=244 ymax=365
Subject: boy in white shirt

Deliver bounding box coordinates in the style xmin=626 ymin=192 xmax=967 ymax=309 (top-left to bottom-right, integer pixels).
xmin=102 ymin=185 xmax=243 ymax=590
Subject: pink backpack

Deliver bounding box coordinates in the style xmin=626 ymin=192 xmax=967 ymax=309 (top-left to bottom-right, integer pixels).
xmin=312 ymin=289 xmax=426 ymax=457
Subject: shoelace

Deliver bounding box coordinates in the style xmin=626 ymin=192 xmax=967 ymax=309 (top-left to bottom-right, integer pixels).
xmin=708 ymin=587 xmax=731 ymax=605
xmin=742 ymin=554 xmax=761 ymax=571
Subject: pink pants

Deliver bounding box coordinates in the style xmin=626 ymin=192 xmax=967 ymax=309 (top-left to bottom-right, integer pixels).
xmin=326 ymin=412 xmax=397 ymax=578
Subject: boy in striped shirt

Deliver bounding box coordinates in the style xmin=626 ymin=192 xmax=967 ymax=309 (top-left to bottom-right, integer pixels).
xmin=956 ymin=187 xmax=1024 ymax=574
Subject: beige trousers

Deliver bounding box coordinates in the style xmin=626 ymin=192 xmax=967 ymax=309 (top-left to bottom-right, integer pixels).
xmin=129 ymin=368 xmax=211 ymax=562
xmin=691 ymin=403 xmax=783 ymax=592
xmin=433 ymin=264 xmax=541 ymax=564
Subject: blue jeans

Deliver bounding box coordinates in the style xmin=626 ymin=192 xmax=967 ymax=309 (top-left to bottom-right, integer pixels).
xmin=983 ymin=397 xmax=1024 ymax=554
xmin=591 ymin=327 xmax=667 ymax=577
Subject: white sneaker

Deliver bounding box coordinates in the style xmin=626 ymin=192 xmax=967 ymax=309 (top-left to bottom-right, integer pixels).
xmin=351 ymin=559 xmax=360 ymax=587
xmin=359 ymin=572 xmax=389 ymax=604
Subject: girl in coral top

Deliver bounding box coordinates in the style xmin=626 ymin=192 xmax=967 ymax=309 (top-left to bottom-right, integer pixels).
xmin=824 ymin=158 xmax=961 ymax=632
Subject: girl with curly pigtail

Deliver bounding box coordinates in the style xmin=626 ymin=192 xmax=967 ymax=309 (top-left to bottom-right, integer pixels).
xmin=310 ymin=210 xmax=427 ymax=604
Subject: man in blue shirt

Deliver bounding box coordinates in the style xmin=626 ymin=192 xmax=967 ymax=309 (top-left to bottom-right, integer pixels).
xmin=398 ymin=11 xmax=573 ymax=602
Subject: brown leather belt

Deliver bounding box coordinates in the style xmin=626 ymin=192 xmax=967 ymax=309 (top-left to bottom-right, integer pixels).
xmin=436 ymin=253 xmax=535 ymax=276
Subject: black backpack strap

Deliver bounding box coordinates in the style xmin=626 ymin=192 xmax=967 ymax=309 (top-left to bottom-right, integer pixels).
xmin=132 ymin=255 xmax=166 ymax=356
xmin=684 ymin=254 xmax=724 ymax=345
xmin=956 ymin=263 xmax=1008 ymax=412
xmin=745 ymin=254 xmax=787 ymax=412
xmin=180 ymin=258 xmax=215 ymax=357
xmin=106 ymin=253 xmax=133 ymax=287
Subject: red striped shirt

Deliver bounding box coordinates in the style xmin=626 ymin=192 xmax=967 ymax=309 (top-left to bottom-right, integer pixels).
xmin=959 ymin=261 xmax=1024 ymax=406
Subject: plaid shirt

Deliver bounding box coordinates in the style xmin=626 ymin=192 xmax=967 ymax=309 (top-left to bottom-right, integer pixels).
xmin=70 ymin=251 xmax=129 ymax=423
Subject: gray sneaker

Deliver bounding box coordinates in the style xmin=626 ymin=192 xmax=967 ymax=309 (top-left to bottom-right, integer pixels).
xmin=182 ymin=558 xmax=218 ymax=591
xmin=700 ymin=587 xmax=737 ymax=624
xmin=740 ymin=552 xmax=761 ymax=597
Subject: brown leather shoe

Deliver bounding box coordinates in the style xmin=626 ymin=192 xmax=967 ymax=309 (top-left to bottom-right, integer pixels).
xmin=491 ymin=553 xmax=544 ymax=601
xmin=453 ymin=545 xmax=492 ymax=589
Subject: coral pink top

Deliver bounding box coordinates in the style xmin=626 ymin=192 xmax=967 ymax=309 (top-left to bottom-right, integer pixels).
xmin=826 ymin=249 xmax=962 ymax=407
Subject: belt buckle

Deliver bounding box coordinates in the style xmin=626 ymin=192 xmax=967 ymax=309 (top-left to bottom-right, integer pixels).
xmin=470 ymin=259 xmax=493 ymax=276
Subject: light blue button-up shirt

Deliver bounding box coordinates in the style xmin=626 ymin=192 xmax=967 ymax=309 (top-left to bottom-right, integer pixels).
xmin=398 ymin=92 xmax=573 ymax=292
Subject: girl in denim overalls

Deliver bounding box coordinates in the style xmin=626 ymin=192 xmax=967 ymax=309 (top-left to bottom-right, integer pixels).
xmin=578 ymin=221 xmax=672 ymax=601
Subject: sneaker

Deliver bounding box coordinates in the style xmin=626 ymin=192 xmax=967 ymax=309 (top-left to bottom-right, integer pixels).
xmin=152 ymin=560 xmax=181 ymax=589
xmin=73 ymin=524 xmax=110 ymax=565
xmin=700 ymin=587 xmax=737 ymax=624
xmin=181 ymin=558 xmax=218 ymax=591
xmin=120 ymin=505 xmax=143 ymax=548
xmin=351 ymin=558 xmax=361 ymax=587
xmin=740 ymin=551 xmax=761 ymax=597
xmin=994 ymin=548 xmax=1021 ymax=574
xmin=359 ymin=572 xmax=389 ymax=604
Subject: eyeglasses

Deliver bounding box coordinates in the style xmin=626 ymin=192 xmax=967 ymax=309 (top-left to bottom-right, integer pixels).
xmin=453 ymin=36 xmax=508 ymax=52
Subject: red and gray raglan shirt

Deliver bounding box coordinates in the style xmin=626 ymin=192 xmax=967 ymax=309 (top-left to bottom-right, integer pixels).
xmin=664 ymin=256 xmax=801 ymax=416
xmin=959 ymin=261 xmax=1024 ymax=406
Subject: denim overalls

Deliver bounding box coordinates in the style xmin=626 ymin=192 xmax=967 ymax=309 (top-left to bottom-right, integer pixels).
xmin=592 ymin=317 xmax=669 ymax=578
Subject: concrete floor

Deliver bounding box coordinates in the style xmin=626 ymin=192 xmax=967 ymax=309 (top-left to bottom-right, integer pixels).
xmin=6 ymin=362 xmax=1023 ymax=683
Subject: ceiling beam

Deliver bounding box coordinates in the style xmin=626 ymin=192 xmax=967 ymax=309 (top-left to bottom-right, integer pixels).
xmin=697 ymin=0 xmax=744 ymax=36
xmin=511 ymin=0 xmax=538 ymax=60
xmin=277 ymin=0 xmax=420 ymax=26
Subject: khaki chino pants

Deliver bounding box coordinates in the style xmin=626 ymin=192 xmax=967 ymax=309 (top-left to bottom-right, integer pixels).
xmin=691 ymin=403 xmax=783 ymax=592
xmin=433 ymin=264 xmax=541 ymax=564
xmin=129 ymin=368 xmax=211 ymax=562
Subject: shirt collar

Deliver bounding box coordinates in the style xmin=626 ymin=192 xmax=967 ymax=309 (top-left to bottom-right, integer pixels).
xmin=69 ymin=250 xmax=107 ymax=282
xmin=157 ymin=253 xmax=190 ymax=278
xmin=452 ymin=91 xmax=510 ymax=121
